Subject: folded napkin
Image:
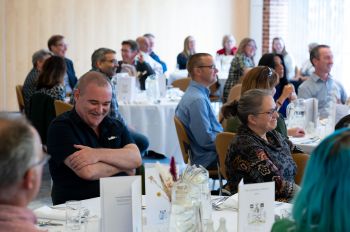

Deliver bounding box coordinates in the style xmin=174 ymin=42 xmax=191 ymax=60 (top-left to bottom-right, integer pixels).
xmin=219 ymin=193 xmax=238 ymax=210
xmin=34 ymin=206 xmax=66 ymax=221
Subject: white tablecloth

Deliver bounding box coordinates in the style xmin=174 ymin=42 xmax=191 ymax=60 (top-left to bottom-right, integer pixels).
xmin=36 ymin=197 xmax=292 ymax=232
xmin=119 ymin=100 xmax=183 ymax=163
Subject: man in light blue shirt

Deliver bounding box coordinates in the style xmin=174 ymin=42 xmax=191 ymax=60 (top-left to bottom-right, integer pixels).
xmin=298 ymin=45 xmax=347 ymax=118
xmin=175 ymin=53 xmax=223 ymax=168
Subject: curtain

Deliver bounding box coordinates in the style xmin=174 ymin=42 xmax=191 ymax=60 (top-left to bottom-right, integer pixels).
xmin=287 ymin=0 xmax=347 ymax=91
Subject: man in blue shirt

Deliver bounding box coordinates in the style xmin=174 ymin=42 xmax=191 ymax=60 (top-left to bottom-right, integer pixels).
xmin=144 ymin=33 xmax=167 ymax=73
xmin=175 ymin=53 xmax=223 ymax=168
xmin=298 ymin=45 xmax=347 ymax=118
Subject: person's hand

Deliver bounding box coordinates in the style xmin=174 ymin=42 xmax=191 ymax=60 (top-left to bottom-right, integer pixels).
xmin=68 ymin=145 xmax=99 ymax=170
xmin=288 ymin=84 xmax=297 ymax=101
xmin=281 ymin=84 xmax=294 ymax=99
xmin=287 ymin=127 xmax=305 ymax=137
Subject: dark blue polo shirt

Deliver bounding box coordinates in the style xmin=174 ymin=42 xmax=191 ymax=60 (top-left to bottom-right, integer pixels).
xmin=47 ymin=109 xmax=134 ymax=205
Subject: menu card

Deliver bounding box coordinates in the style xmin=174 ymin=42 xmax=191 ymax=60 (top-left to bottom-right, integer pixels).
xmin=144 ymin=163 xmax=171 ymax=226
xmin=100 ymin=176 xmax=142 ymax=232
xmin=116 ymin=74 xmax=137 ymax=103
xmin=238 ymin=180 xmax=274 ymax=232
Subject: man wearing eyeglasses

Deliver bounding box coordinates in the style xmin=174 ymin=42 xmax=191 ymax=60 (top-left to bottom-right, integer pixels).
xmin=175 ymin=53 xmax=223 ymax=168
xmin=48 ymin=34 xmax=78 ymax=96
xmin=47 ymin=71 xmax=142 ymax=205
xmin=0 ymin=113 xmax=46 ymax=231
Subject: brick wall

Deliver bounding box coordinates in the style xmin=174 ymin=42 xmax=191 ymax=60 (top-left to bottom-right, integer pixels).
xmin=262 ymin=0 xmax=288 ymax=54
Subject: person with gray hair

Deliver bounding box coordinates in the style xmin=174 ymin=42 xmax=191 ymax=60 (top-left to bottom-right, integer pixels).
xmin=22 ymin=49 xmax=52 ymax=115
xmin=222 ymin=89 xmax=298 ymax=202
xmin=144 ymin=33 xmax=168 ymax=72
xmin=87 ymin=47 xmax=149 ymax=157
xmin=136 ymin=36 xmax=163 ymax=75
xmin=47 ymin=71 xmax=142 ymax=204
xmin=0 ymin=113 xmax=46 ymax=231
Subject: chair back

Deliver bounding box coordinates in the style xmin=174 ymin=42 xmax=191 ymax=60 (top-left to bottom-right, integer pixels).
xmin=172 ymin=78 xmax=191 ymax=92
xmin=292 ymin=152 xmax=309 ymax=185
xmin=28 ymin=93 xmax=56 ymax=144
xmin=227 ymin=84 xmax=241 ymax=103
xmin=215 ymin=132 xmax=235 ymax=180
xmin=174 ymin=116 xmax=191 ymax=164
xmin=15 ymin=85 xmax=25 ymax=113
xmin=54 ymin=100 xmax=73 ymax=116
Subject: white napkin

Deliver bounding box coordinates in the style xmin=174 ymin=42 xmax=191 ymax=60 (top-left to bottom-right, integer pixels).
xmin=219 ymin=193 xmax=238 ymax=210
xmin=34 ymin=205 xmax=66 ymax=221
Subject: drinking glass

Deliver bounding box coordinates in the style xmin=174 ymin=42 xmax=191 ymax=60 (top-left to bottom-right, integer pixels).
xmin=66 ymin=200 xmax=81 ymax=231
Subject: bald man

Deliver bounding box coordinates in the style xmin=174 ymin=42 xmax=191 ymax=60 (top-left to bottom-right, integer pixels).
xmin=47 ymin=71 xmax=142 ymax=204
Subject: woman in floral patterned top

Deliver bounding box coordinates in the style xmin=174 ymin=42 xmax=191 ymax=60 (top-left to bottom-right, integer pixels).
xmin=222 ymin=89 xmax=298 ymax=202
xmin=35 ymin=56 xmax=66 ymax=101
xmin=222 ymin=38 xmax=256 ymax=103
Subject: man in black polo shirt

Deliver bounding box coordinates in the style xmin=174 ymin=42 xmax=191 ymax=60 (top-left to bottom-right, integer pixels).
xmin=47 ymin=71 xmax=142 ymax=205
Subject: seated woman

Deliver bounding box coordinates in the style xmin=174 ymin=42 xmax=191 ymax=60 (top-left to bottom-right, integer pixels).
xmin=272 ymin=128 xmax=350 ymax=231
xmin=223 ymin=89 xmax=299 ymax=202
xmin=224 ymin=66 xmax=305 ymax=138
xmin=177 ymin=36 xmax=196 ymax=70
xmin=258 ymin=53 xmax=297 ymax=117
xmin=216 ymin=34 xmax=237 ymax=72
xmin=222 ymin=37 xmax=256 ymax=103
xmin=216 ymin=34 xmax=237 ymax=56
xmin=35 ymin=55 xmax=66 ymax=101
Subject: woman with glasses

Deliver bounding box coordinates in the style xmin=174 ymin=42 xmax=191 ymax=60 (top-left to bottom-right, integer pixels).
xmin=222 ymin=89 xmax=299 ymax=202
xmin=222 ymin=37 xmax=256 ymax=103
xmin=223 ymin=66 xmax=305 ymax=138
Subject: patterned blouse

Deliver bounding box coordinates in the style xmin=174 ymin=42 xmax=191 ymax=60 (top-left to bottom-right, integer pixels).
xmin=222 ymin=54 xmax=255 ymax=103
xmin=225 ymin=125 xmax=297 ymax=202
xmin=36 ymin=84 xmax=65 ymax=101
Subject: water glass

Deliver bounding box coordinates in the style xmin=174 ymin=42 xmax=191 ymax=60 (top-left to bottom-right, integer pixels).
xmin=66 ymin=200 xmax=81 ymax=231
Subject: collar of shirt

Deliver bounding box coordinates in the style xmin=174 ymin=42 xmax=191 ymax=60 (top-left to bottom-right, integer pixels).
xmin=310 ymin=72 xmax=333 ymax=83
xmin=189 ymin=80 xmax=210 ymax=97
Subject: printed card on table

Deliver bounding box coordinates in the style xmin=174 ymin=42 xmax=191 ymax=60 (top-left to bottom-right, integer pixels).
xmin=238 ymin=180 xmax=275 ymax=232
xmin=116 ymin=75 xmax=136 ymax=103
xmin=100 ymin=176 xmax=142 ymax=232
xmin=144 ymin=163 xmax=172 ymax=226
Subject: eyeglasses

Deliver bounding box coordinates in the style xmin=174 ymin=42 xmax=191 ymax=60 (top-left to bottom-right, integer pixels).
xmin=255 ymin=106 xmax=278 ymax=117
xmin=197 ymin=64 xmax=216 ymax=70
xmin=30 ymin=154 xmax=51 ymax=169
xmin=104 ymin=59 xmax=118 ymax=65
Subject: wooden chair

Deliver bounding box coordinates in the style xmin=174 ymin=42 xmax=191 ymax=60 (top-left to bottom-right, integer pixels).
xmin=54 ymin=100 xmax=73 ymax=117
xmin=215 ymin=132 xmax=236 ymax=180
xmin=227 ymin=84 xmax=242 ymax=103
xmin=15 ymin=85 xmax=25 ymax=113
xmin=174 ymin=116 xmax=191 ymax=164
xmin=172 ymin=78 xmax=191 ymax=92
xmin=292 ymin=152 xmax=309 ymax=185
xmin=174 ymin=116 xmax=221 ymax=189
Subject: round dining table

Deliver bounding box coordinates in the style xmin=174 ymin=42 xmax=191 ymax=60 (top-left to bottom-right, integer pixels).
xmin=118 ymin=99 xmax=184 ymax=164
